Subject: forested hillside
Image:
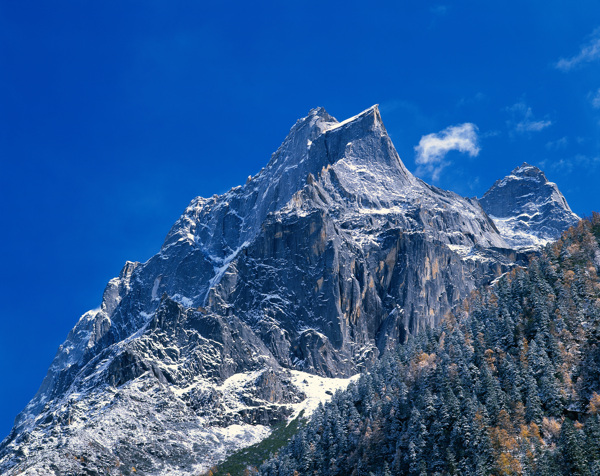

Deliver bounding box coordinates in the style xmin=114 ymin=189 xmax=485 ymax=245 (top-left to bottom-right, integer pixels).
xmin=259 ymin=214 xmax=600 ymax=475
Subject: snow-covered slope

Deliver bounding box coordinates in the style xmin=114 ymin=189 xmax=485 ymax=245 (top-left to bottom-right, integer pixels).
xmin=1 ymin=106 xmax=538 ymax=475
xmin=479 ymin=162 xmax=580 ymax=249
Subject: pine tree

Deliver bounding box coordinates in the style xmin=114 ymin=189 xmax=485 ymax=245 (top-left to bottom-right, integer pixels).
xmin=525 ymin=371 xmax=543 ymax=424
xmin=558 ymin=418 xmax=588 ymax=475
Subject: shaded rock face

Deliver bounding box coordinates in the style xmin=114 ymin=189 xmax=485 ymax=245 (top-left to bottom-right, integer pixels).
xmin=479 ymin=162 xmax=580 ymax=248
xmin=0 ymin=107 xmax=574 ymax=475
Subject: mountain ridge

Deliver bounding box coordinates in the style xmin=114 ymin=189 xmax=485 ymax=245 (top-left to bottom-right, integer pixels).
xmin=0 ymin=106 xmax=580 ymax=475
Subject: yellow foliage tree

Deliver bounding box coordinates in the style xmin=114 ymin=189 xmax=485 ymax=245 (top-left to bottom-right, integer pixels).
xmin=588 ymin=392 xmax=600 ymax=414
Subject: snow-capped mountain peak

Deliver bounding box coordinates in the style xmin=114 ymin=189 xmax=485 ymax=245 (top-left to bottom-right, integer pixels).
xmin=0 ymin=107 xmax=579 ymax=476
xmin=479 ymin=162 xmax=579 ymax=249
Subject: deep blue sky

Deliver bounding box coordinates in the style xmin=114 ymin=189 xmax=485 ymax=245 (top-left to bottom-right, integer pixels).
xmin=2 ymin=1 xmax=600 ymax=438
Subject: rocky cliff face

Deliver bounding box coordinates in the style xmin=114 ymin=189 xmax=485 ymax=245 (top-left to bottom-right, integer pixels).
xmin=0 ymin=107 xmax=575 ymax=475
xmin=479 ymin=162 xmax=580 ymax=248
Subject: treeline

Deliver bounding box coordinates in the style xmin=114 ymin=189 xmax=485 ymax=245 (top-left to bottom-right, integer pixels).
xmin=259 ymin=214 xmax=600 ymax=475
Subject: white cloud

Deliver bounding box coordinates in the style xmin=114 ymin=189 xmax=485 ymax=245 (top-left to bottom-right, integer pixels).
xmin=556 ymin=28 xmax=600 ymax=71
xmin=506 ymin=102 xmax=552 ymax=135
xmin=414 ymin=123 xmax=479 ymax=181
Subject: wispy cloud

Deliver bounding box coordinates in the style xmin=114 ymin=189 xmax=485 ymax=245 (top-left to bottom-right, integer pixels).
xmin=414 ymin=123 xmax=479 ymax=181
xmin=428 ymin=5 xmax=449 ymax=29
xmin=590 ymin=88 xmax=600 ymax=109
xmin=556 ymin=28 xmax=600 ymax=71
xmin=506 ymin=102 xmax=552 ymax=135
xmin=457 ymin=92 xmax=486 ymax=108
xmin=430 ymin=5 xmax=448 ymax=16
xmin=539 ymin=154 xmax=600 ymax=174
xmin=545 ymin=137 xmax=568 ymax=151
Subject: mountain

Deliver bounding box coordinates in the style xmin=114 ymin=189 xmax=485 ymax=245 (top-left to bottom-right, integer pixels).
xmin=479 ymin=162 xmax=580 ymax=249
xmin=259 ymin=215 xmax=600 ymax=476
xmin=0 ymin=107 xmax=576 ymax=475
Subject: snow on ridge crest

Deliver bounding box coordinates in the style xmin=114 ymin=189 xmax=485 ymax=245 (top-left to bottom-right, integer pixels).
xmin=480 ymin=162 xmax=579 ymax=249
xmin=163 ymin=105 xmax=406 ymax=254
xmin=322 ymin=104 xmax=381 ymax=132
xmin=512 ymin=162 xmax=541 ymax=176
